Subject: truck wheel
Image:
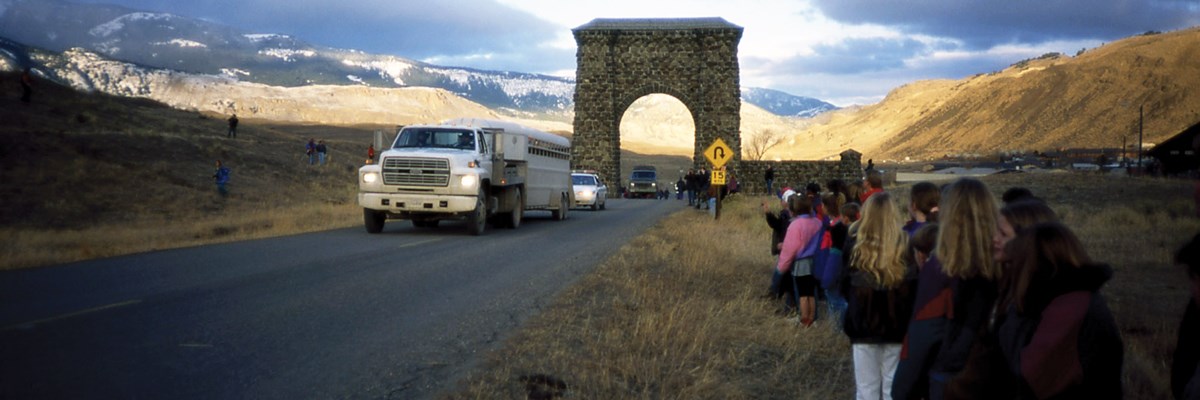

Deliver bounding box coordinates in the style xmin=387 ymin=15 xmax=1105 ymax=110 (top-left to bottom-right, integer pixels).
xmin=551 ymin=193 xmax=568 ymax=220
xmin=468 ymin=189 xmax=487 ymax=236
xmin=364 ymin=209 xmax=385 ymax=234
xmin=599 ymin=198 xmax=606 ymax=210
xmin=506 ymin=187 xmax=523 ymax=229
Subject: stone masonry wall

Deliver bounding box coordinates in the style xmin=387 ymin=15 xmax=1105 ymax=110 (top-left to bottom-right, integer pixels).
xmin=736 ymin=150 xmax=864 ymax=195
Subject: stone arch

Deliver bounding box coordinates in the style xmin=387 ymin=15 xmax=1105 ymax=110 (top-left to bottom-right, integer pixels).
xmin=571 ymin=18 xmax=743 ymax=194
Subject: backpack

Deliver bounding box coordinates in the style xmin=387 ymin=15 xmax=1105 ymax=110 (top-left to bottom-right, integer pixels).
xmin=794 ymin=215 xmax=828 ymax=277
xmin=804 ymin=214 xmax=845 ymax=289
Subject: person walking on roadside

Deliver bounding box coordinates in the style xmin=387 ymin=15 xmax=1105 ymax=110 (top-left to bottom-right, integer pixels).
xmin=841 ymin=192 xmax=917 ymax=400
xmin=317 ymin=140 xmax=328 ymax=165
xmin=367 ymin=143 xmax=376 ymax=164
xmin=685 ymin=169 xmax=697 ymax=205
xmin=20 ymin=67 xmax=34 ymax=103
xmin=213 ymin=160 xmax=231 ymax=197
xmin=227 ymin=114 xmax=238 ymax=138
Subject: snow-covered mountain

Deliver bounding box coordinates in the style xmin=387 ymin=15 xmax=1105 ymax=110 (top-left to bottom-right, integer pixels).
xmin=0 ymin=0 xmax=835 ymax=120
xmin=0 ymin=0 xmax=574 ymax=115
xmin=740 ymin=87 xmax=838 ymax=118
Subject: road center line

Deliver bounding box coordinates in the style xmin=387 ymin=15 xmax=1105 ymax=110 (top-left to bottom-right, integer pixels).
xmin=398 ymin=238 xmax=442 ymax=248
xmin=2 ymin=299 xmax=143 ymax=331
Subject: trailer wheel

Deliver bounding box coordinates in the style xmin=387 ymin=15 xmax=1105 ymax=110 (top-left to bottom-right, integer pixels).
xmin=551 ymin=193 xmax=568 ymax=220
xmin=364 ymin=209 xmax=385 ymax=234
xmin=468 ymin=189 xmax=487 ymax=236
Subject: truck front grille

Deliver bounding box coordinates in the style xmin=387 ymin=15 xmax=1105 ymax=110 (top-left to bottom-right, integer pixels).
xmin=631 ymin=182 xmax=655 ymax=191
xmin=382 ymin=157 xmax=450 ymax=187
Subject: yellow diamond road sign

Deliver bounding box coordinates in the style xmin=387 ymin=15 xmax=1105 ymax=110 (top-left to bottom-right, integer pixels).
xmin=704 ymin=137 xmax=732 ymax=168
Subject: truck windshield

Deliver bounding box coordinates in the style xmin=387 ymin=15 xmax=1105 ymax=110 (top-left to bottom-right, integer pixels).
xmin=632 ymin=171 xmax=656 ymax=180
xmin=394 ymin=128 xmax=475 ymax=150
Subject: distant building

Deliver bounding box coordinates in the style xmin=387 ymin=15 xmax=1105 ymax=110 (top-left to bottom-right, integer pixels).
xmin=1148 ymin=121 xmax=1200 ymax=176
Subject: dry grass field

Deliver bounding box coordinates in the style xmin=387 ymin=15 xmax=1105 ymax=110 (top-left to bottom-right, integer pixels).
xmin=449 ymin=172 xmax=1199 ymax=399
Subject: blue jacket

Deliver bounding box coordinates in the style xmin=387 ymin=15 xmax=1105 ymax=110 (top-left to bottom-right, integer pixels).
xmin=214 ymin=167 xmax=230 ymax=184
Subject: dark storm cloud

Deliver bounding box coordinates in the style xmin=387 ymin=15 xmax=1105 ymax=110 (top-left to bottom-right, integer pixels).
xmin=75 ymin=0 xmax=561 ymax=61
xmin=811 ymin=0 xmax=1200 ymax=49
xmin=774 ymin=37 xmax=933 ymax=75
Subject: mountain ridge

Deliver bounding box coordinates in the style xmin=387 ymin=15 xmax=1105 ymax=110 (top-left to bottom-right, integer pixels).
xmin=0 ymin=0 xmax=831 ymax=119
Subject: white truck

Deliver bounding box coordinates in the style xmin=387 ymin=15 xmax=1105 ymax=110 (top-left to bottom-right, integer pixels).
xmin=357 ymin=118 xmax=573 ymax=235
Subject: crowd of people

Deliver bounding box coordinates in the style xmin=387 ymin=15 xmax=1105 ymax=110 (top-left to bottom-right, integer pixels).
xmin=757 ymin=169 xmax=1200 ymax=400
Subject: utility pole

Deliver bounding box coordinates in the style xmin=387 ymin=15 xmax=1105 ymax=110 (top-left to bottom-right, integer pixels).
xmin=1137 ymin=104 xmax=1144 ymax=174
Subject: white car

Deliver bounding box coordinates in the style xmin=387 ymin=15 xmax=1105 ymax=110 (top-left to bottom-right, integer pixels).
xmin=572 ymin=172 xmax=607 ymax=210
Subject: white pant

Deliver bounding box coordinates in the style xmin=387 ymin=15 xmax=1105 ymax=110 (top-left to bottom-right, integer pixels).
xmin=852 ymin=343 xmax=902 ymax=400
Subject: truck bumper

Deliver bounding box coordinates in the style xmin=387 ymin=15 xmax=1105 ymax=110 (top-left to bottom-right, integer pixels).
xmin=359 ymin=192 xmax=478 ymax=215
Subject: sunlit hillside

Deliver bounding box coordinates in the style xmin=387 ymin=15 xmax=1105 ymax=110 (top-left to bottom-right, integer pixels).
xmin=774 ymin=27 xmax=1200 ymax=161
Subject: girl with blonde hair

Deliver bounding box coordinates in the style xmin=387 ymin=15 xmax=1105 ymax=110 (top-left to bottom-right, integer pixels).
xmin=841 ymin=192 xmax=917 ymax=400
xmin=893 ymin=178 xmax=1000 ymax=400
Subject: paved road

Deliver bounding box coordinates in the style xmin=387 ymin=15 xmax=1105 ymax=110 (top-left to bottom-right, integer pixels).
xmin=0 ymin=198 xmax=688 ymax=399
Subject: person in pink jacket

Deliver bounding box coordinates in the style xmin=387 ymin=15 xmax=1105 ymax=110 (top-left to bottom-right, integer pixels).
xmin=777 ymin=194 xmax=824 ymax=326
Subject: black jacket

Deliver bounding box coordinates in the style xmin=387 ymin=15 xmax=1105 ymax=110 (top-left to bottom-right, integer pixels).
xmin=1173 ymin=299 xmax=1200 ymax=399
xmin=840 ymin=235 xmax=918 ymax=344
xmin=990 ymin=263 xmax=1123 ymax=399
xmin=764 ymin=210 xmax=791 ymax=256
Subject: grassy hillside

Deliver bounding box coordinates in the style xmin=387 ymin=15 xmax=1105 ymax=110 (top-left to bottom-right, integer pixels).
xmin=776 ymin=27 xmax=1200 ymax=161
xmin=0 ymin=71 xmax=369 ymax=269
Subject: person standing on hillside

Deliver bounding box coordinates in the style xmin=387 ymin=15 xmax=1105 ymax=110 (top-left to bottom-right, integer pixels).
xmin=213 ymin=160 xmax=231 ymax=197
xmin=20 ymin=67 xmax=34 ymax=103
xmin=227 ymin=114 xmax=238 ymax=138
xmin=317 ymin=140 xmax=328 ymax=165
xmin=306 ymin=138 xmax=317 ymax=165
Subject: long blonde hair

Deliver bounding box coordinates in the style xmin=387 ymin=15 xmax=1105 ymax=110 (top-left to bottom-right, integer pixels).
xmin=850 ymin=192 xmax=909 ymax=288
xmin=936 ymin=178 xmax=1000 ymax=280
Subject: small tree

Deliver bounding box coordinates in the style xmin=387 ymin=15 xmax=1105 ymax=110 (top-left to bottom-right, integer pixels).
xmin=744 ymin=129 xmax=785 ymax=161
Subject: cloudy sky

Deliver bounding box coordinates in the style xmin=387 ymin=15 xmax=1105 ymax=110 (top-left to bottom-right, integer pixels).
xmin=78 ymin=0 xmax=1200 ymax=106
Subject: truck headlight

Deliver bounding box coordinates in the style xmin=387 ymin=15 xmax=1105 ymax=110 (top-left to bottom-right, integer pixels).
xmin=363 ymin=172 xmax=379 ymax=183
xmin=460 ymin=174 xmax=478 ymax=189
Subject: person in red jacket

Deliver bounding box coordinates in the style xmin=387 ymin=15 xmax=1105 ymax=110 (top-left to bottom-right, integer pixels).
xmin=860 ymin=170 xmax=884 ymax=203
